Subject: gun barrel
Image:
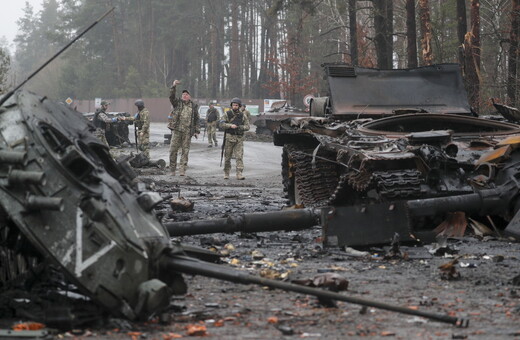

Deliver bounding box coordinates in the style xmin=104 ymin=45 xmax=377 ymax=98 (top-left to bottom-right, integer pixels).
xmin=162 ymin=254 xmax=468 ymax=327
xmin=407 ymin=188 xmax=507 ymax=217
xmin=165 ymin=209 xmax=318 ymax=236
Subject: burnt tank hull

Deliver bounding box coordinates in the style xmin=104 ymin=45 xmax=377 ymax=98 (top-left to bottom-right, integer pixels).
xmin=0 ymin=91 xmax=179 ymax=319
xmin=274 ymin=64 xmax=520 ymax=246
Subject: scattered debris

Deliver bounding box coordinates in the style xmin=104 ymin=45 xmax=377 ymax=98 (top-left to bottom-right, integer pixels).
xmin=439 ymin=259 xmax=461 ymax=280
xmin=292 ymin=273 xmax=349 ymax=292
xmin=170 ymin=197 xmax=195 ymax=212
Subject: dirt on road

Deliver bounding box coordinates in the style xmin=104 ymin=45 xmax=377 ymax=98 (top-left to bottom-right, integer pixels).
xmin=109 ymin=124 xmax=520 ymax=339
xmin=2 ymin=123 xmax=519 ymax=339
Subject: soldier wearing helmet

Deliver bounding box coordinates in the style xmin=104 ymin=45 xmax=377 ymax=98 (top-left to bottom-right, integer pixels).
xmin=222 ymin=97 xmax=250 ymax=180
xmin=93 ymin=100 xmax=120 ymax=146
xmin=122 ymin=99 xmax=151 ymax=158
xmin=168 ymin=80 xmax=200 ymax=176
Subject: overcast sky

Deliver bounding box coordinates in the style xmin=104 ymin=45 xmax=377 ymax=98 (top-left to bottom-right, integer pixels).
xmin=2 ymin=0 xmax=43 ymax=48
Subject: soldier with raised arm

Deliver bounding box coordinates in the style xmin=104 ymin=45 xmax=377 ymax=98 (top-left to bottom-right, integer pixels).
xmin=168 ymin=80 xmax=200 ymax=176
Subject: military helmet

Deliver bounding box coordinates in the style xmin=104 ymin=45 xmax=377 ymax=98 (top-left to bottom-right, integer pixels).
xmin=134 ymin=99 xmax=145 ymax=107
xmin=100 ymin=100 xmax=110 ymax=106
xmin=230 ymin=97 xmax=242 ymax=106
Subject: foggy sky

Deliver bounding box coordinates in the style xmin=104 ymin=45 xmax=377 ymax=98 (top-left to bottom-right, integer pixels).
xmin=2 ymin=0 xmax=43 ymax=48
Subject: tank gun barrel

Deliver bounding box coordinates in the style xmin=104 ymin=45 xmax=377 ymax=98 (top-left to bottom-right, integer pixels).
xmin=407 ymin=185 xmax=515 ymax=217
xmin=165 ymin=209 xmax=319 ymax=236
xmin=161 ymin=254 xmax=468 ymax=327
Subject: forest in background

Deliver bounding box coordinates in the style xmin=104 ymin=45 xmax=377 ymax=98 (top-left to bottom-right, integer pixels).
xmin=1 ymin=0 xmax=520 ymax=114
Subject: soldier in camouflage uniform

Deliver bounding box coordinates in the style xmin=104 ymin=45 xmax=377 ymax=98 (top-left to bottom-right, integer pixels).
xmin=93 ymin=100 xmax=120 ymax=146
xmin=206 ymin=103 xmax=219 ymax=147
xmin=123 ymin=99 xmax=150 ymax=158
xmin=240 ymin=103 xmax=251 ymax=121
xmin=169 ymin=80 xmax=200 ymax=176
xmin=222 ymin=98 xmax=249 ymax=180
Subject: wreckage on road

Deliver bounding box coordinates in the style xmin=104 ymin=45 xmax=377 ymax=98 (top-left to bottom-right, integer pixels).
xmin=169 ymin=64 xmax=520 ymax=248
xmin=273 ymin=63 xmax=520 ymax=246
xmin=0 ymin=12 xmax=470 ymax=330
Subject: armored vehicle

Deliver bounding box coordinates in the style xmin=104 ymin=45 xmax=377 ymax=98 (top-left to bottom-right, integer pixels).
xmin=0 ymin=89 xmax=469 ymax=328
xmin=272 ymin=63 xmax=520 ymax=246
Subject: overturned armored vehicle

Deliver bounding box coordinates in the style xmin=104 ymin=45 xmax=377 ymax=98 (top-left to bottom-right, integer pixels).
xmin=274 ymin=63 xmax=520 ymax=246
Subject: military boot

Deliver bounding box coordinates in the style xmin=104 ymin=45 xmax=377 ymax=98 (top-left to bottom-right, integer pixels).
xmin=224 ymin=171 xmax=229 ymax=179
xmin=179 ymin=168 xmax=186 ymax=176
xmin=236 ymin=171 xmax=245 ymax=180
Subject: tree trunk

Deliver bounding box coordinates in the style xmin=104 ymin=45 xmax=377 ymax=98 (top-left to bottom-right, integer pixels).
xmin=349 ymin=0 xmax=358 ymax=66
xmin=373 ymin=0 xmax=392 ymax=69
xmin=229 ymin=0 xmax=241 ymax=97
xmin=465 ymin=0 xmax=480 ymax=112
xmin=508 ymin=0 xmax=520 ymax=106
xmin=456 ymin=0 xmax=467 ymax=67
xmin=406 ymin=0 xmax=418 ymax=68
xmin=418 ymin=0 xmax=433 ymax=66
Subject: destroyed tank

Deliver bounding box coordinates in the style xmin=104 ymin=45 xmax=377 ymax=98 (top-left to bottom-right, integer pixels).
xmin=0 ymin=90 xmax=470 ymax=328
xmin=272 ymin=63 xmax=520 ymax=246
xmin=0 ymin=12 xmax=469 ymax=328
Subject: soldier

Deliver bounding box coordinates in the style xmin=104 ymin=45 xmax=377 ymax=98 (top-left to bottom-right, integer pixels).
xmin=206 ymin=103 xmax=219 ymax=147
xmin=240 ymin=103 xmax=251 ymax=121
xmin=222 ymin=98 xmax=249 ymax=180
xmin=93 ymin=100 xmax=119 ymax=146
xmin=169 ymin=80 xmax=200 ymax=176
xmin=122 ymin=99 xmax=150 ymax=158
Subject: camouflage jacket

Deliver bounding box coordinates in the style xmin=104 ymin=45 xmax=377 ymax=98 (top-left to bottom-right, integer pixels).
xmin=128 ymin=108 xmax=150 ymax=134
xmin=222 ymin=109 xmax=250 ymax=136
xmin=169 ymin=86 xmax=200 ymax=135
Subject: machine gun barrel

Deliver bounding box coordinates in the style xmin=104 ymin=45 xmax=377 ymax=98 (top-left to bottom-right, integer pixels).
xmin=165 ymin=209 xmax=319 ymax=236
xmin=162 ymin=254 xmax=468 ymax=327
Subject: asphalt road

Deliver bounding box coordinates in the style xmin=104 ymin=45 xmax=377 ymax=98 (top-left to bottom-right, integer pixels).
xmin=147 ymin=123 xmax=283 ymax=186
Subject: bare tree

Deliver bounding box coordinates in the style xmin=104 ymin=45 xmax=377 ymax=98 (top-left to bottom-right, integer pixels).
xmin=406 ymin=0 xmax=418 ymax=67
xmin=509 ymin=0 xmax=520 ymax=105
xmin=418 ymin=0 xmax=433 ymax=65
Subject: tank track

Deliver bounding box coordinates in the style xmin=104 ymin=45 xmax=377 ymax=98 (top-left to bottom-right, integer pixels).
xmin=372 ymin=170 xmax=424 ymax=199
xmin=282 ymin=145 xmax=339 ymax=207
xmin=283 ymin=144 xmax=425 ymax=207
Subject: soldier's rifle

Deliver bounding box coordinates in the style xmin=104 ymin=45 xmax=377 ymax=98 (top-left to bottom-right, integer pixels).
xmin=220 ymin=130 xmax=226 ymax=167
xmin=134 ymin=122 xmax=139 ymax=152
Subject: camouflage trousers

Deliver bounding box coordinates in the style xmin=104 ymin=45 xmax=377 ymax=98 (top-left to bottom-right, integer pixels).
xmin=207 ymin=121 xmax=218 ymax=146
xmin=95 ymin=128 xmax=109 ymax=146
xmin=224 ymin=134 xmax=244 ymax=173
xmin=169 ymin=130 xmax=192 ymax=171
xmin=138 ymin=130 xmax=150 ymax=158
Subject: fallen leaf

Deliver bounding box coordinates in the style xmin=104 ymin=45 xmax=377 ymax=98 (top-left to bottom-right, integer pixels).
xmin=12 ymin=323 xmax=46 ymax=331
xmin=267 ymin=316 xmax=279 ymax=324
xmin=186 ymin=324 xmax=207 ymax=336
xmin=381 ymin=331 xmax=395 ymax=336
